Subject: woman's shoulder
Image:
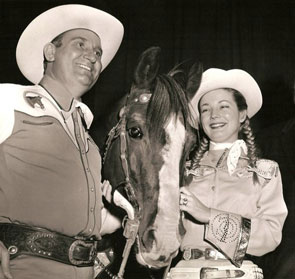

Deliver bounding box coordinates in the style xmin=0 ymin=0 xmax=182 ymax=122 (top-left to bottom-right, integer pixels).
xmin=250 ymin=159 xmax=279 ymax=179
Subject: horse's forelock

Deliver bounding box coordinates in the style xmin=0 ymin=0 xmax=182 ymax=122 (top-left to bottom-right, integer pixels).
xmin=147 ymin=74 xmax=191 ymax=140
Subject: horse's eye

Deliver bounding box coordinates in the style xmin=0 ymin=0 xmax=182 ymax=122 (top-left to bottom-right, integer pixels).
xmin=128 ymin=127 xmax=143 ymax=139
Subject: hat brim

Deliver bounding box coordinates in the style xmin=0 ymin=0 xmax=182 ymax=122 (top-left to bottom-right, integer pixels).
xmin=189 ymin=68 xmax=262 ymax=128
xmin=16 ymin=4 xmax=124 ymax=84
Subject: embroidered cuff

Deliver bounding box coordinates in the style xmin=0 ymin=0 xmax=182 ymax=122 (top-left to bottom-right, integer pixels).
xmin=204 ymin=208 xmax=251 ymax=267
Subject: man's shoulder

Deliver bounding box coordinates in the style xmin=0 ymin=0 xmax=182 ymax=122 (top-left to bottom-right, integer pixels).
xmin=0 ymin=83 xmax=46 ymax=109
xmin=0 ymin=83 xmax=41 ymax=100
xmin=0 ymin=83 xmax=39 ymax=93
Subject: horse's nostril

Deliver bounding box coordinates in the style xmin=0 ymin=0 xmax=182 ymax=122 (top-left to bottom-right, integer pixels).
xmin=142 ymin=227 xmax=156 ymax=250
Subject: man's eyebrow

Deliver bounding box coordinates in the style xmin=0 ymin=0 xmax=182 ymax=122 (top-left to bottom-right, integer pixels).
xmin=218 ymin=99 xmax=231 ymax=103
xmin=70 ymin=36 xmax=87 ymax=42
xmin=71 ymin=36 xmax=103 ymax=54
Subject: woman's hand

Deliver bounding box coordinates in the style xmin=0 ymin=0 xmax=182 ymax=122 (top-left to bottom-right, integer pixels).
xmin=0 ymin=241 xmax=13 ymax=279
xmin=179 ymin=187 xmax=210 ymax=224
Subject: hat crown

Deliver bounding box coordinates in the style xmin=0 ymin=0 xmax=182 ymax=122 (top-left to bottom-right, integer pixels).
xmin=189 ymin=68 xmax=262 ymax=128
xmin=16 ymin=4 xmax=124 ymax=84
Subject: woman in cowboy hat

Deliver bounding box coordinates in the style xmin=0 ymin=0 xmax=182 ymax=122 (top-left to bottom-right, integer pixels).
xmin=0 ymin=4 xmax=123 ymax=279
xmin=168 ymin=68 xmax=287 ymax=278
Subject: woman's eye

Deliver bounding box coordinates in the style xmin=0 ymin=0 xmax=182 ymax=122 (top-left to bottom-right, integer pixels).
xmin=201 ymin=108 xmax=208 ymax=114
xmin=128 ymin=127 xmax=143 ymax=139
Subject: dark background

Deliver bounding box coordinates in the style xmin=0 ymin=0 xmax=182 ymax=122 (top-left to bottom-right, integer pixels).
xmin=1 ymin=0 xmax=294 ymax=134
xmin=1 ymin=1 xmax=294 ymax=278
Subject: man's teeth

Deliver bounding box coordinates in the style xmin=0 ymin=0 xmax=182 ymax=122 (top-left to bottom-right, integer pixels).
xmin=79 ymin=64 xmax=91 ymax=71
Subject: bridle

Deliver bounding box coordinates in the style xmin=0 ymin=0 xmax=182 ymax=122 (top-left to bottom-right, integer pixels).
xmin=102 ymin=89 xmax=152 ymax=278
xmin=103 ymin=90 xmax=153 ymax=218
xmin=103 ymin=107 xmax=141 ymax=217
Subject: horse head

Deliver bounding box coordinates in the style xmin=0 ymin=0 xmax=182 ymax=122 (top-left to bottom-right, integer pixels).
xmin=102 ymin=46 xmax=202 ymax=269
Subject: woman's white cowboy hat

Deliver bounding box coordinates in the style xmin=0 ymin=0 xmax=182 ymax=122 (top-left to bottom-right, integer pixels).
xmin=190 ymin=68 xmax=262 ymax=127
xmin=16 ymin=4 xmax=124 ymax=84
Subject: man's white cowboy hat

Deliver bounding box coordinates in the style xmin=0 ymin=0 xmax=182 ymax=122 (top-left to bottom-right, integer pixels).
xmin=190 ymin=68 xmax=262 ymax=127
xmin=16 ymin=4 xmax=124 ymax=84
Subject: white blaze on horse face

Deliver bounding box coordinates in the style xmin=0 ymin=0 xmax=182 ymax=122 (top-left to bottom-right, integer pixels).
xmin=137 ymin=114 xmax=185 ymax=267
xmin=155 ymin=114 xmax=185 ymax=252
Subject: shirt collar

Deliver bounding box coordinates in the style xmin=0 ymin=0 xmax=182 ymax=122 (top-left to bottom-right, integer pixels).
xmin=73 ymin=100 xmax=94 ymax=129
xmin=201 ymin=140 xmax=248 ymax=175
xmin=37 ymin=85 xmax=94 ymax=129
xmin=209 ymin=141 xmax=234 ymax=150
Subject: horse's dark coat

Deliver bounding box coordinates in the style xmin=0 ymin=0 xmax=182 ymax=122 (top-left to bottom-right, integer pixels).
xmin=92 ymin=47 xmax=202 ymax=276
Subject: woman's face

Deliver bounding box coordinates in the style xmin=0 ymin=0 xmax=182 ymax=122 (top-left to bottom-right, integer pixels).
xmin=199 ymin=89 xmax=247 ymax=143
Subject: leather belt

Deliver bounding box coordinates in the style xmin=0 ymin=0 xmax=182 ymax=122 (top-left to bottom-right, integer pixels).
xmin=0 ymin=223 xmax=98 ymax=267
xmin=183 ymin=248 xmax=227 ymax=261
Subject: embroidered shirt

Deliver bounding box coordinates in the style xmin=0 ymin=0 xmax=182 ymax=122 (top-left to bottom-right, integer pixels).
xmin=0 ymin=83 xmax=102 ymax=238
xmin=182 ymin=149 xmax=287 ymax=258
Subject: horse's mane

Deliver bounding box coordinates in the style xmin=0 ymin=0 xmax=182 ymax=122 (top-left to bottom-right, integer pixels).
xmin=146 ymin=71 xmax=192 ymax=140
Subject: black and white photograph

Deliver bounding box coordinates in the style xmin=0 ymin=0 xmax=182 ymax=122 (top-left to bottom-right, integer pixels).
xmin=0 ymin=1 xmax=294 ymax=278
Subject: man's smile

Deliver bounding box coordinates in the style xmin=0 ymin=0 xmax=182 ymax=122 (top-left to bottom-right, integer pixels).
xmin=77 ymin=63 xmax=92 ymax=72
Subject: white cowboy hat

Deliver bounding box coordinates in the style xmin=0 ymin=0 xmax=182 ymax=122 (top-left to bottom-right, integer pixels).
xmin=16 ymin=4 xmax=124 ymax=84
xmin=190 ymin=68 xmax=262 ymax=127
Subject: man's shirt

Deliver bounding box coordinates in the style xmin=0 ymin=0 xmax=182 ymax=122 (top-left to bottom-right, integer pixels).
xmin=0 ymin=83 xmax=102 ymax=238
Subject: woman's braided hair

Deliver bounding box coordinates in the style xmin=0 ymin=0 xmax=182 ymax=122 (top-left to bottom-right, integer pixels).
xmin=190 ymin=88 xmax=260 ymax=174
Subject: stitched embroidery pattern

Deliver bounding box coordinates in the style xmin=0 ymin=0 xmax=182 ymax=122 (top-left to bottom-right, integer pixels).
xmin=210 ymin=213 xmax=240 ymax=243
xmin=233 ymin=217 xmax=251 ymax=267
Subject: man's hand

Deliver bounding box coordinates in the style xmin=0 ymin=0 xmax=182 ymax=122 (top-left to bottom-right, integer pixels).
xmin=0 ymin=241 xmax=13 ymax=279
xmin=101 ymin=180 xmax=112 ymax=204
xmin=100 ymin=207 xmax=122 ymax=236
xmin=100 ymin=180 xmax=122 ymax=235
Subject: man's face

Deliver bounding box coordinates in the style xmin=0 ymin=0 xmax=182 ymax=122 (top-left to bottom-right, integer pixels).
xmin=50 ymin=29 xmax=102 ymax=95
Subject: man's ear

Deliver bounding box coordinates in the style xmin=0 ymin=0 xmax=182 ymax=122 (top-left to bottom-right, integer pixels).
xmin=239 ymin=109 xmax=247 ymax=123
xmin=43 ymin=43 xmax=56 ymax=62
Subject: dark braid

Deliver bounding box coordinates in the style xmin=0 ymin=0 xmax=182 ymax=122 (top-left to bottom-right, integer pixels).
xmin=240 ymin=117 xmax=260 ymax=168
xmin=240 ymin=117 xmax=260 ymax=184
xmin=190 ymin=136 xmax=209 ymax=169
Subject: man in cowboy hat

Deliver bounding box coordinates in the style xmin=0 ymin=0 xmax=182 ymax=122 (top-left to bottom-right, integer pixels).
xmin=0 ymin=4 xmax=123 ymax=279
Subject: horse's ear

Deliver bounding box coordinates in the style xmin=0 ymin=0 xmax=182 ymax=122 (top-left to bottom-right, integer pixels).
xmin=186 ymin=62 xmax=203 ymax=100
xmin=133 ymin=46 xmax=161 ymax=89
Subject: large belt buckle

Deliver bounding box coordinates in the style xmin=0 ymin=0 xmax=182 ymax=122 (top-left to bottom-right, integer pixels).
xmin=183 ymin=248 xmax=192 ymax=260
xmin=68 ymin=239 xmax=97 ymax=266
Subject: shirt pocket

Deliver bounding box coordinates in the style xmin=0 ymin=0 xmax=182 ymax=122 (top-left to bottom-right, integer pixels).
xmin=190 ymin=166 xmax=215 ymax=180
xmin=233 ymin=167 xmax=252 ymax=178
xmin=22 ymin=120 xmax=54 ymax=126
